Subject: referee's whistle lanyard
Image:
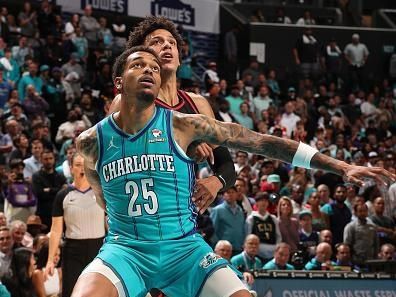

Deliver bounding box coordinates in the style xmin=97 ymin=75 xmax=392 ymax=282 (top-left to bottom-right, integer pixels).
xmin=242 ymin=251 xmax=260 ymax=270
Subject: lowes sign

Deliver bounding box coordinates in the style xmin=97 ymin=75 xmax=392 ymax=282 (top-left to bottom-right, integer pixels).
xmin=151 ymin=0 xmax=195 ymax=27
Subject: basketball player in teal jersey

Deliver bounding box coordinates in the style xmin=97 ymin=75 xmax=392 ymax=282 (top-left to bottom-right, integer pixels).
xmin=109 ymin=17 xmax=236 ymax=215
xmin=72 ymin=47 xmax=395 ymax=297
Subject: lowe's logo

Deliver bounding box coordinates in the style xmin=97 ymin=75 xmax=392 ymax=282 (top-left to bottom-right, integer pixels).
xmin=151 ymin=0 xmax=195 ymax=26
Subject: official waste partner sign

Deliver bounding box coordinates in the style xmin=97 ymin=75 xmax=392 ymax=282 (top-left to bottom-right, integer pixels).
xmin=252 ymin=279 xmax=396 ymax=297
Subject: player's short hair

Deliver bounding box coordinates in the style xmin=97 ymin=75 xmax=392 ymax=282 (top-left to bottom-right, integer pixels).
xmin=112 ymin=46 xmax=161 ymax=82
xmin=126 ymin=16 xmax=183 ymax=59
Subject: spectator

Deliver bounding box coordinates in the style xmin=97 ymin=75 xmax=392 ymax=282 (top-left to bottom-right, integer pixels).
xmin=18 ymin=61 xmax=43 ymax=102
xmin=321 ymin=184 xmax=352 ymax=245
xmin=323 ymin=39 xmax=342 ymax=84
xmin=210 ymin=186 xmax=246 ymax=254
xmin=235 ymin=177 xmax=255 ymax=217
xmin=246 ymin=192 xmax=281 ymax=261
xmin=32 ymin=240 xmax=61 ymax=297
xmin=231 ymin=234 xmax=263 ymax=272
xmin=298 ymin=210 xmax=319 ymax=257
xmin=252 ymin=85 xmax=273 ymax=120
xmin=23 ymin=139 xmax=43 ymax=182
xmin=0 ymin=48 xmax=20 ymax=88
xmin=319 ymin=229 xmax=333 ymax=246
xmin=45 ymin=153 xmax=105 ymax=297
xmin=18 ymin=1 xmax=37 ymax=39
xmin=263 ymin=243 xmax=295 ymax=270
xmin=317 ymin=184 xmax=332 ymax=205
xmin=296 ymin=10 xmax=316 ymax=25
xmin=278 ymin=196 xmax=299 ymax=254
xmin=0 ymin=226 xmax=13 ymax=278
xmin=304 ymin=242 xmax=336 ymax=270
xmin=334 ymin=243 xmax=355 ymax=271
xmin=304 ymin=191 xmax=329 ymax=231
xmin=233 ymin=102 xmax=254 ymax=130
xmin=55 ymin=144 xmax=76 ymax=184
xmin=273 ymin=7 xmax=292 ymax=24
xmin=280 ymin=101 xmax=301 ymax=138
xmin=55 ymin=109 xmax=86 ymax=145
xmin=22 ymin=215 xmax=47 ymax=248
xmin=65 ymin=14 xmax=80 ymax=39
xmin=250 ymin=8 xmax=265 ymax=22
xmin=370 ymin=197 xmax=395 ymax=245
xmin=97 ymin=17 xmax=113 ymax=54
xmin=80 ymin=5 xmax=100 ymax=49
xmin=215 ymin=98 xmax=238 ymax=124
xmin=5 ymin=158 xmax=36 ymax=223
xmin=344 ymin=34 xmax=369 ymax=92
xmin=111 ymin=16 xmax=127 ymax=55
xmin=377 ymin=243 xmax=395 ymax=261
xmin=22 ymin=85 xmax=49 ymax=122
xmin=10 ymin=220 xmax=27 ymax=249
xmin=32 ymin=150 xmax=67 ymax=231
xmin=11 ymin=36 xmax=32 ymax=68
xmin=37 ymin=0 xmax=55 ymax=39
xmin=344 ymin=203 xmax=378 ymax=266
xmin=266 ymin=69 xmax=280 ymax=99
xmin=1 ymin=247 xmax=36 ymax=297
xmin=9 ymin=133 xmax=30 ymax=162
xmin=61 ymin=53 xmax=85 ymax=96
xmin=203 ymin=61 xmax=220 ymax=92
xmin=293 ymin=27 xmax=321 ymax=82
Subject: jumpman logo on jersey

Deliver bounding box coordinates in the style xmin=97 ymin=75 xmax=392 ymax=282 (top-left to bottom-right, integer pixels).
xmin=107 ymin=136 xmax=119 ymax=150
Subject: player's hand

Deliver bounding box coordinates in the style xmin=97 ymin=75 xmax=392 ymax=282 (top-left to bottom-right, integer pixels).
xmin=44 ymin=262 xmax=55 ymax=279
xmin=193 ymin=143 xmax=214 ymax=164
xmin=243 ymin=272 xmax=255 ymax=285
xmin=343 ymin=165 xmax=396 ymax=188
xmin=192 ymin=176 xmax=223 ymax=214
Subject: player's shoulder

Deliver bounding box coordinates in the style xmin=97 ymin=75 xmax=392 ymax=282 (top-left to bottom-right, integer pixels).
xmin=76 ymin=126 xmax=98 ymax=160
xmin=185 ymin=91 xmax=215 ymax=118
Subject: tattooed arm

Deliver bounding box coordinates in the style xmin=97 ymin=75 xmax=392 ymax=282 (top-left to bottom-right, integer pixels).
xmin=174 ymin=112 xmax=396 ymax=187
xmin=75 ymin=127 xmax=106 ymax=210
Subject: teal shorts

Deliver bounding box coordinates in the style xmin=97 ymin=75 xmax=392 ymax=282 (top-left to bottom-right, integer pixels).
xmin=96 ymin=233 xmax=233 ymax=297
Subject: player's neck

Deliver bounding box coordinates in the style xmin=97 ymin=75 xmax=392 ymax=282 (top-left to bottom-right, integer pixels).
xmin=158 ymin=74 xmax=178 ymax=106
xmin=118 ymin=98 xmax=156 ymax=134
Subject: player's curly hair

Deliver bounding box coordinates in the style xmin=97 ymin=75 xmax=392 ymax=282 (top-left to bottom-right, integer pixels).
xmin=126 ymin=16 xmax=183 ymax=61
xmin=112 ymin=46 xmax=161 ymax=82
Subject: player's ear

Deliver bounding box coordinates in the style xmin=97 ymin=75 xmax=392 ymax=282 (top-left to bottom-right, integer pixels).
xmin=114 ymin=77 xmax=123 ymax=91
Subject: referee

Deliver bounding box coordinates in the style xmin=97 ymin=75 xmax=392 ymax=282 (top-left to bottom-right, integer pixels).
xmin=45 ymin=153 xmax=106 ymax=297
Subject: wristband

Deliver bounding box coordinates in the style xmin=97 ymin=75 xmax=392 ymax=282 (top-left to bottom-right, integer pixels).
xmin=292 ymin=142 xmax=318 ymax=169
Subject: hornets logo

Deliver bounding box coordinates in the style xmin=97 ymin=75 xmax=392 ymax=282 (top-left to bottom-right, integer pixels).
xmin=199 ymin=252 xmax=221 ymax=269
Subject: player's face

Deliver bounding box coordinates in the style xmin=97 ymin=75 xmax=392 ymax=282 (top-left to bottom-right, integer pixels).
xmin=144 ymin=29 xmax=180 ymax=72
xmin=122 ymin=51 xmax=161 ymax=104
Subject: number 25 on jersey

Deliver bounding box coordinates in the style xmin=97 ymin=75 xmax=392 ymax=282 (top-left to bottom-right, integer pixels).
xmin=125 ymin=178 xmax=159 ymax=217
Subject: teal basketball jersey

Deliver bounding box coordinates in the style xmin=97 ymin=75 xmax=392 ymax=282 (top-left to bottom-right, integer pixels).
xmin=96 ymin=107 xmax=197 ymax=241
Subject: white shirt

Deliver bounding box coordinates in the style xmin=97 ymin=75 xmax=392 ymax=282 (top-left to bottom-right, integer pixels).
xmin=344 ymin=43 xmax=369 ymax=67
xmin=280 ymin=112 xmax=301 ymax=137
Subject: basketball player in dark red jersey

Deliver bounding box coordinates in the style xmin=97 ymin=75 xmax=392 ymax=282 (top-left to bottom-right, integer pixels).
xmin=110 ymin=16 xmax=236 ymax=215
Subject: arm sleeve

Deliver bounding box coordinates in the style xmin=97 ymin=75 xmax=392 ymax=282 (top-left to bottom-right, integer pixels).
xmin=210 ymin=146 xmax=236 ymax=191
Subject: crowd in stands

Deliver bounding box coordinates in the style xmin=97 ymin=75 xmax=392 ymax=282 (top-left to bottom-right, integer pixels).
xmin=0 ymin=1 xmax=395 ymax=296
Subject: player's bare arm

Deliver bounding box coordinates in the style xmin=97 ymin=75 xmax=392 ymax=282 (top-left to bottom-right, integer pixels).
xmin=174 ymin=112 xmax=396 ymax=187
xmin=76 ymin=128 xmax=106 ymax=210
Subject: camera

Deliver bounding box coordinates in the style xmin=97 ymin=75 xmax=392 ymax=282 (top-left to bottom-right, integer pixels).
xmin=16 ymin=173 xmax=24 ymax=183
xmin=269 ymin=193 xmax=280 ymax=203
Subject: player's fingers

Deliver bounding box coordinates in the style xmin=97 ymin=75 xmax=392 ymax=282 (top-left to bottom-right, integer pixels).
xmin=199 ymin=196 xmax=213 ymax=214
xmin=195 ymin=146 xmax=206 ymax=163
xmin=207 ymin=146 xmax=214 ymax=165
xmin=344 ymin=175 xmax=364 ymax=187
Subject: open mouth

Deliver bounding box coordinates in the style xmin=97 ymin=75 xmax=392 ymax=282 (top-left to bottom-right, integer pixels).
xmin=138 ymin=76 xmax=155 ymax=87
xmin=161 ymin=52 xmax=173 ymax=60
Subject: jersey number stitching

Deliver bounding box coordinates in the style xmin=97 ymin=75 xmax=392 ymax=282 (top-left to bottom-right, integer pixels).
xmin=126 ymin=178 xmax=158 ymax=217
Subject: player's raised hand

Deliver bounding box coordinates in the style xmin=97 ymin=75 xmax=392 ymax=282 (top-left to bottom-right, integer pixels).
xmin=192 ymin=176 xmax=223 ymax=214
xmin=342 ymin=164 xmax=396 ymax=188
